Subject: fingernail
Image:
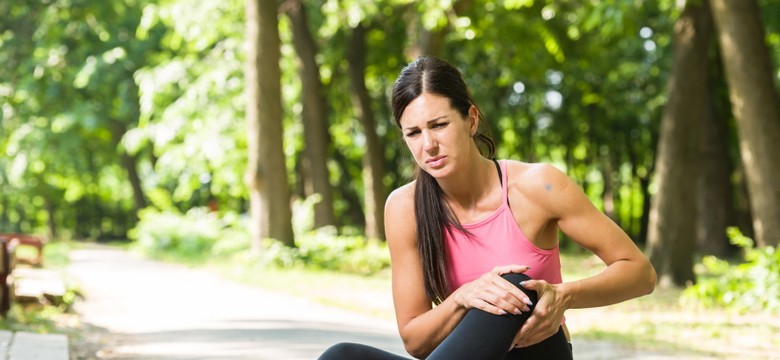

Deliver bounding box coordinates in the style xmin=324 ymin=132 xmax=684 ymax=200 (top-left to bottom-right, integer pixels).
xmin=519 ymin=281 xmax=528 ymax=287
xmin=499 ymin=309 xmax=507 ymax=315
xmin=513 ymin=308 xmax=522 ymax=315
xmin=523 ymin=297 xmax=534 ymax=306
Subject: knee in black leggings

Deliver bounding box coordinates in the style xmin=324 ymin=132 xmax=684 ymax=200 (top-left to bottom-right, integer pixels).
xmin=500 ymin=272 xmax=539 ymax=308
xmin=318 ymin=342 xmax=409 ymax=360
xmin=318 ymin=342 xmax=361 ymax=359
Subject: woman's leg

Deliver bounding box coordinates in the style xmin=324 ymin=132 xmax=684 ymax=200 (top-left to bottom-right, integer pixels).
xmin=427 ymin=273 xmax=571 ymax=360
xmin=318 ymin=273 xmax=572 ymax=360
xmin=505 ymin=326 xmax=572 ymax=359
xmin=317 ymin=342 xmax=411 ymax=360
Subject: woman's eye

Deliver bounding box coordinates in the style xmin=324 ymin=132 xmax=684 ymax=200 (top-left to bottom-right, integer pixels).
xmin=433 ymin=122 xmax=447 ymax=128
xmin=405 ymin=130 xmax=420 ymax=137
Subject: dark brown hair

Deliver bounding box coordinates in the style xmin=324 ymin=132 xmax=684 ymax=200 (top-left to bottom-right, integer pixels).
xmin=391 ymin=56 xmax=495 ymax=304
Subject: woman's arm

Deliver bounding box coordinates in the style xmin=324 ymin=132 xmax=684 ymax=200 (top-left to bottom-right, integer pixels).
xmin=385 ymin=184 xmax=465 ymax=358
xmin=385 ymin=185 xmax=532 ymax=358
xmin=512 ymin=163 xmax=656 ymax=347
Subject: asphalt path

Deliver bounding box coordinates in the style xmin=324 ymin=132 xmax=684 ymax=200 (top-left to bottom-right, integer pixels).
xmin=65 ymin=245 xmax=686 ymax=360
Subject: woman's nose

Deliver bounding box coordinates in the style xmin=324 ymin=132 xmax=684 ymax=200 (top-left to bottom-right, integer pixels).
xmin=422 ymin=131 xmax=437 ymax=151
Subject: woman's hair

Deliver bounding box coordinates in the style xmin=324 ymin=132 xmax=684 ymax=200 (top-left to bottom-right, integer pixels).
xmin=391 ymin=56 xmax=495 ymax=304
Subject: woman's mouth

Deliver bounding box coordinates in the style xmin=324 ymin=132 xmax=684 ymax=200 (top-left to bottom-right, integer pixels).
xmin=426 ymin=156 xmax=446 ymax=168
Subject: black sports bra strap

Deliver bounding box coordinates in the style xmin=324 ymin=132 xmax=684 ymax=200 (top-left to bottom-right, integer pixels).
xmin=492 ymin=159 xmax=502 ymax=186
xmin=492 ymin=159 xmax=511 ymax=207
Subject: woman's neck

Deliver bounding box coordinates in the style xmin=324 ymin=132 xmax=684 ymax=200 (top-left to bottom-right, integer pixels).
xmin=437 ymin=156 xmax=497 ymax=210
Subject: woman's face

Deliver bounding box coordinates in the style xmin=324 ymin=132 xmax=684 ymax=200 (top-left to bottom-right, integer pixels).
xmin=398 ymin=93 xmax=476 ymax=178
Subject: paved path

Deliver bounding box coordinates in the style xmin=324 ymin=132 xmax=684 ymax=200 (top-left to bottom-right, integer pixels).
xmin=65 ymin=245 xmax=689 ymax=359
xmin=0 ymin=331 xmax=69 ymax=360
xmin=66 ymin=246 xmax=405 ymax=359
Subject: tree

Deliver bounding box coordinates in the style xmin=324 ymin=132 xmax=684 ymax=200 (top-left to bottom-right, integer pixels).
xmin=347 ymin=22 xmax=387 ymax=240
xmin=710 ymin=0 xmax=780 ymax=247
xmin=696 ymin=54 xmax=734 ymax=258
xmin=285 ymin=0 xmax=336 ymax=228
xmin=647 ymin=0 xmax=713 ymax=287
xmin=405 ymin=0 xmax=473 ymax=59
xmin=245 ymin=0 xmax=294 ymax=249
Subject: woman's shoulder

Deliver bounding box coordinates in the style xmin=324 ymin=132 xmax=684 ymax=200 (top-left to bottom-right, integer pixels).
xmin=386 ymin=181 xmax=416 ymax=204
xmin=385 ymin=181 xmax=417 ymax=220
xmin=503 ymin=160 xmax=569 ymax=187
xmin=503 ymin=160 xmax=575 ymax=206
xmin=385 ymin=181 xmax=417 ymax=245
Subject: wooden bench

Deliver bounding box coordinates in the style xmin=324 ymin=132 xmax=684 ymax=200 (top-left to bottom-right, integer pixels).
xmin=0 ymin=234 xmax=46 ymax=267
xmin=0 ymin=330 xmax=69 ymax=360
xmin=0 ymin=233 xmax=52 ymax=317
xmin=0 ymin=236 xmax=16 ymax=317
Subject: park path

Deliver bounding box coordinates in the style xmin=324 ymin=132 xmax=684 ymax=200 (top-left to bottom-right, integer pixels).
xmin=64 ymin=245 xmax=683 ymax=360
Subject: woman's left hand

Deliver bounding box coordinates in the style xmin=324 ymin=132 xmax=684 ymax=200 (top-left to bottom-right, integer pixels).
xmin=510 ymin=279 xmax=567 ymax=348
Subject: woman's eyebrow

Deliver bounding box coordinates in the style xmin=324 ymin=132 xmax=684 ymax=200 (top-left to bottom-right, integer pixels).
xmin=403 ymin=115 xmax=449 ymax=131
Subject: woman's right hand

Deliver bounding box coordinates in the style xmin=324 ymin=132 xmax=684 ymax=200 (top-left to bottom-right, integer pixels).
xmin=451 ymin=264 xmax=533 ymax=316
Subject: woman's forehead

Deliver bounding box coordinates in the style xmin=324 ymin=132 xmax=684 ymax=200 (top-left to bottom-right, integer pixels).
xmin=399 ymin=94 xmax=453 ymax=126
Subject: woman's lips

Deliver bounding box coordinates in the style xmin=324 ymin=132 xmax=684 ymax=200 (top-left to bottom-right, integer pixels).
xmin=426 ymin=156 xmax=446 ymax=168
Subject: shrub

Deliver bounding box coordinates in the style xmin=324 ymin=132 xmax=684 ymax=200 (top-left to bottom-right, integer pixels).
xmin=129 ymin=196 xmax=391 ymax=275
xmin=129 ymin=207 xmax=245 ymax=260
xmin=260 ymin=226 xmax=391 ymax=275
xmin=683 ymin=227 xmax=780 ymax=313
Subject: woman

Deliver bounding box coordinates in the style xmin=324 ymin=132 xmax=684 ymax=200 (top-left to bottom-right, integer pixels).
xmin=319 ymin=56 xmax=656 ymax=360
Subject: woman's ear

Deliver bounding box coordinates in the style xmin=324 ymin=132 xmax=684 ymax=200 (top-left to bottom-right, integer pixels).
xmin=468 ymin=105 xmax=479 ymax=135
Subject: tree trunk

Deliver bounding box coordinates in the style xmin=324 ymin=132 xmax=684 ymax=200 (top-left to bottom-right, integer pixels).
xmin=44 ymin=196 xmax=57 ymax=239
xmin=120 ymin=152 xmax=147 ymax=213
xmin=405 ymin=21 xmax=446 ymax=59
xmin=285 ymin=0 xmax=336 ymax=228
xmin=347 ymin=23 xmax=387 ymax=241
xmin=696 ymin=67 xmax=733 ymax=258
xmin=710 ymin=0 xmax=780 ymax=247
xmin=108 ymin=118 xmax=148 ymax=215
xmin=404 ymin=0 xmax=473 ymax=58
xmin=332 ymin=150 xmax=366 ymax=228
xmin=601 ymin=150 xmax=617 ymax=223
xmin=647 ymin=1 xmax=712 ymax=287
xmin=245 ymin=0 xmax=294 ymax=249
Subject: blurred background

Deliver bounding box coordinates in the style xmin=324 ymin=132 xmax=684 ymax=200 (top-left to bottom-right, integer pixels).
xmin=1 ymin=0 xmax=779 ymax=357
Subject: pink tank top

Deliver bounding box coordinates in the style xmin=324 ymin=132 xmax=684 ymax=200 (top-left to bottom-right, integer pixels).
xmin=444 ymin=160 xmax=563 ymax=293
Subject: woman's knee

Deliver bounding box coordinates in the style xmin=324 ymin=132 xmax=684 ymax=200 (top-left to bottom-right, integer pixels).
xmin=318 ymin=342 xmax=395 ymax=360
xmin=500 ymin=273 xmax=538 ymax=304
xmin=318 ymin=342 xmax=360 ymax=359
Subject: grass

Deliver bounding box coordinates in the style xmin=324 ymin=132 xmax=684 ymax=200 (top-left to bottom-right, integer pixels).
xmin=204 ymin=247 xmax=779 ymax=359
xmin=208 ymin=259 xmax=396 ymax=321
xmin=558 ymin=251 xmax=779 ymax=359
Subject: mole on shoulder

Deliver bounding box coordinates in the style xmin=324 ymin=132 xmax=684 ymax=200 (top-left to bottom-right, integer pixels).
xmin=544 ymin=183 xmax=553 ymax=192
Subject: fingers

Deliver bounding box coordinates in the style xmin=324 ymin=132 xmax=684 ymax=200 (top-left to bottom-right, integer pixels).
xmin=479 ymin=272 xmax=533 ymax=314
xmin=485 ymin=284 xmax=532 ymax=314
xmin=519 ymin=279 xmax=543 ymax=291
xmin=461 ymin=265 xmax=536 ymax=315
xmin=495 ymin=276 xmax=534 ymax=312
xmin=512 ymin=314 xmax=558 ymax=348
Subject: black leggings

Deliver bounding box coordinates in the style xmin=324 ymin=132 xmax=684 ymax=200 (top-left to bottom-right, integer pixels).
xmin=318 ymin=273 xmax=573 ymax=360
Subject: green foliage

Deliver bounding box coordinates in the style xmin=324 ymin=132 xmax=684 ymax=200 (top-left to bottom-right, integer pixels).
xmin=127 ymin=196 xmax=389 ymax=275
xmin=129 ymin=207 xmax=247 ymax=262
xmin=259 ymin=196 xmax=391 ymax=275
xmin=2 ymin=0 xmax=779 ymax=249
xmin=261 ymin=229 xmax=391 ymax=276
xmin=683 ymin=228 xmax=780 ymax=313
